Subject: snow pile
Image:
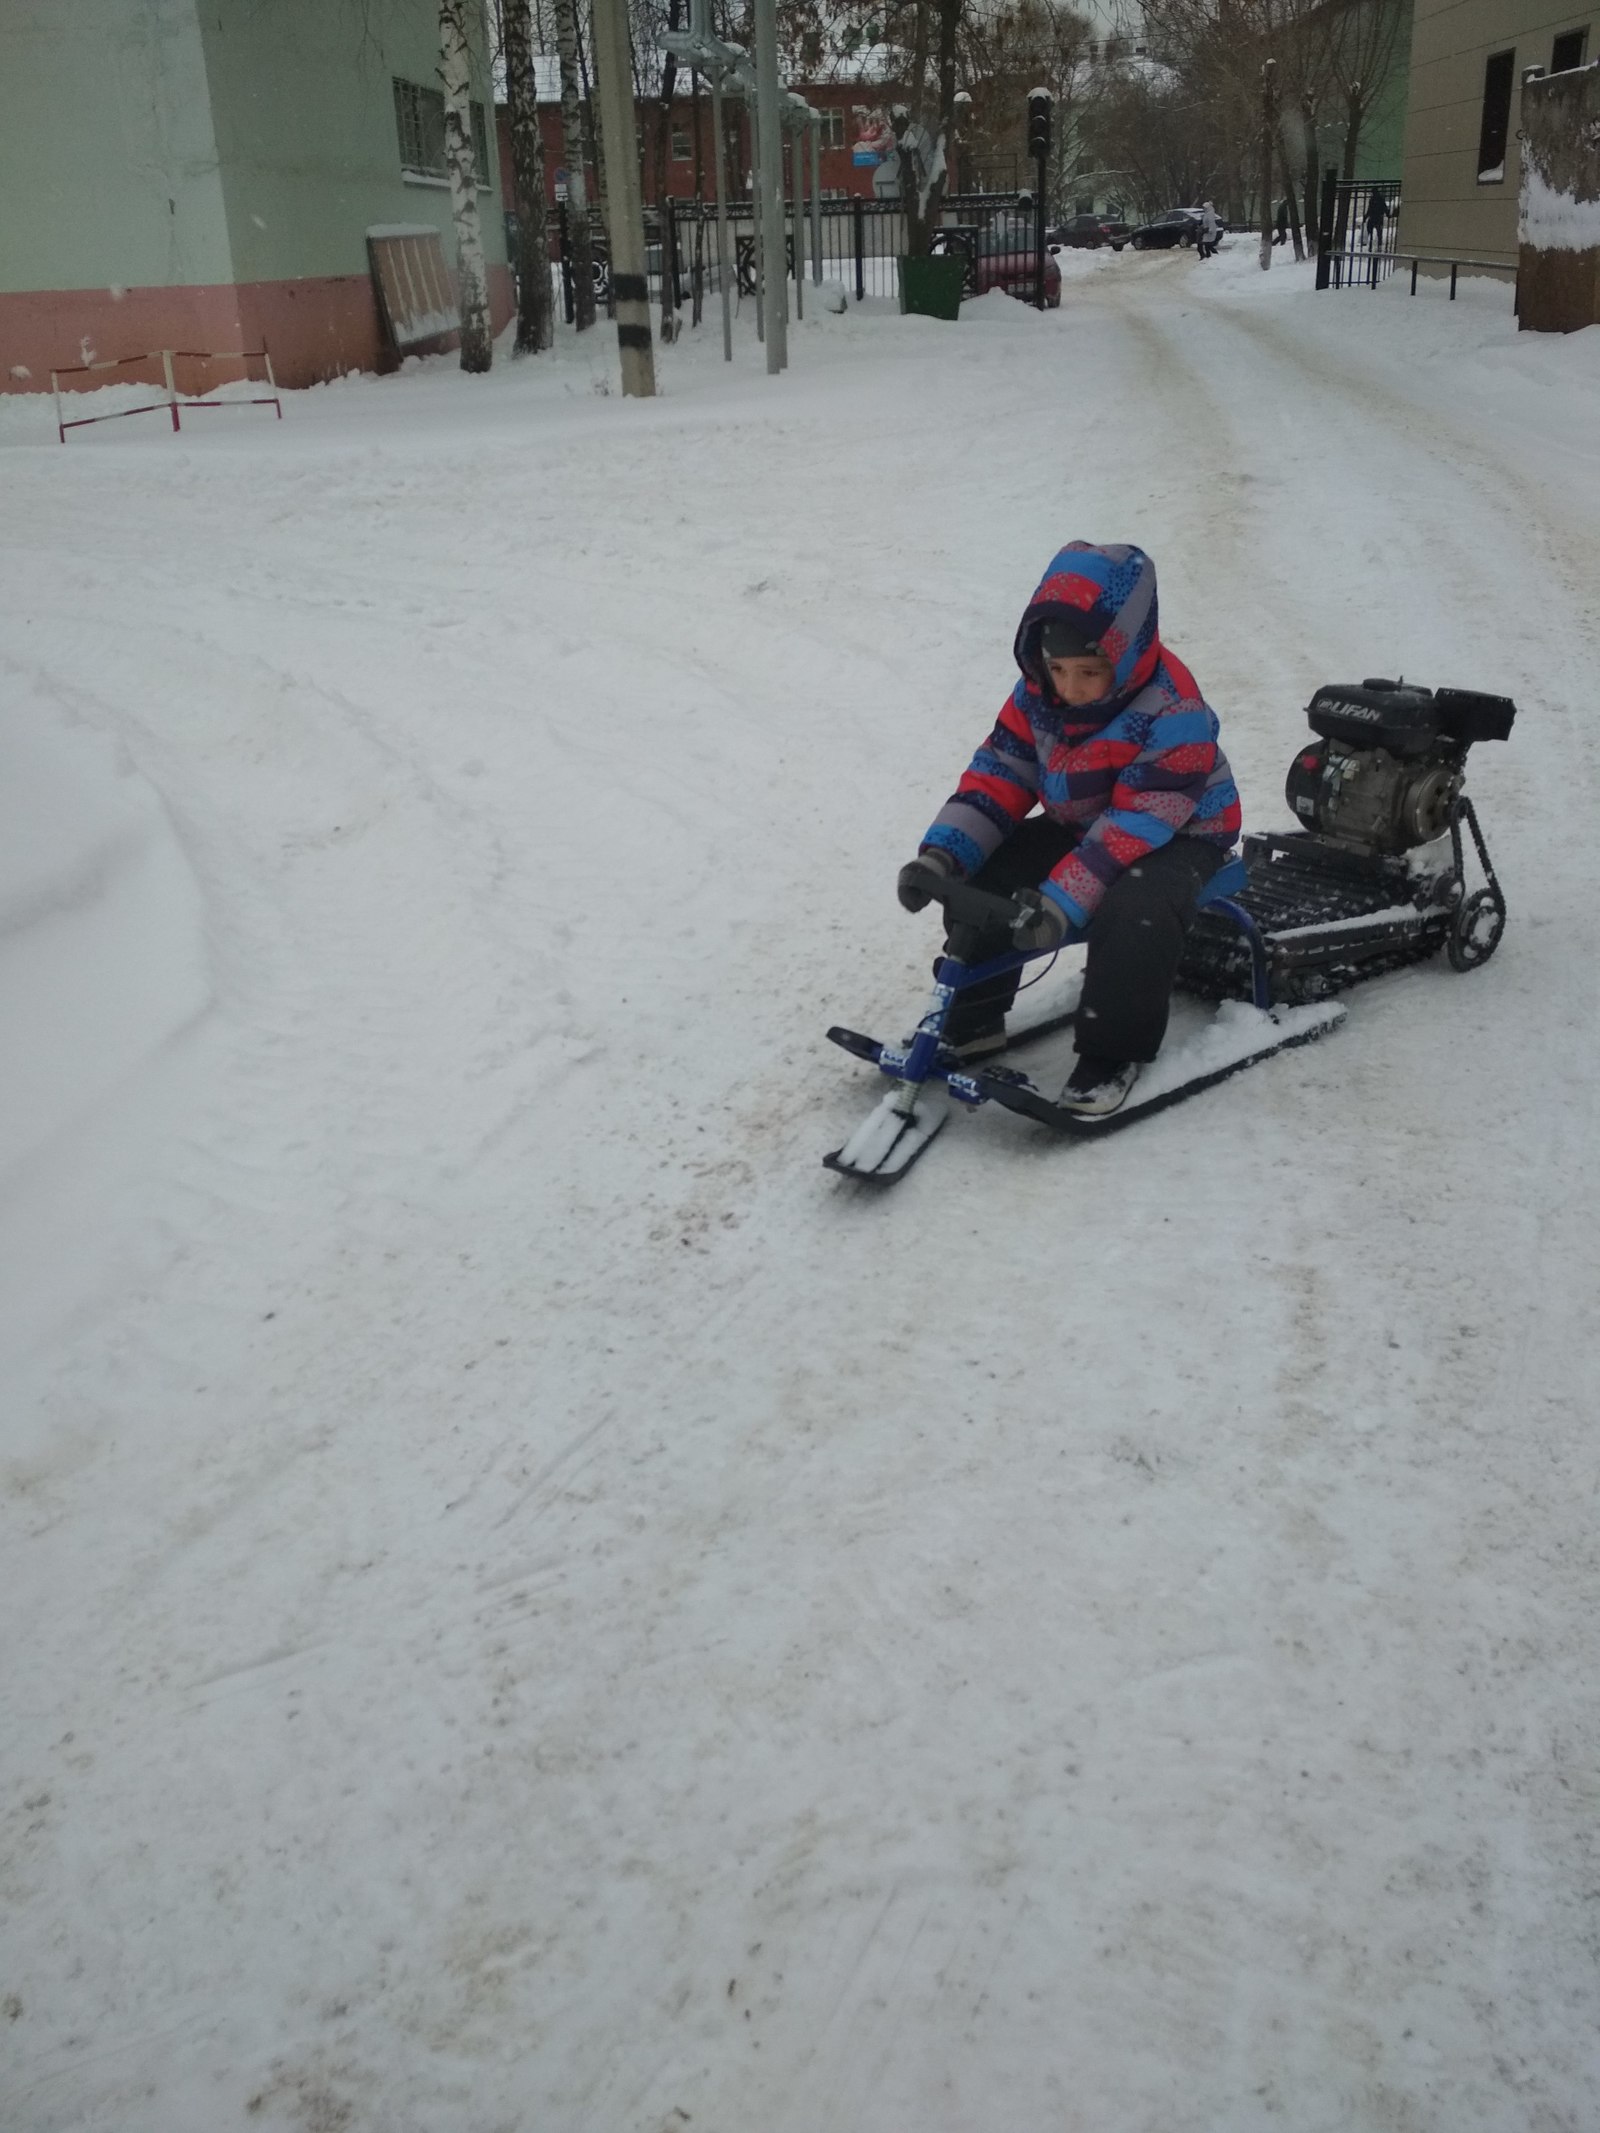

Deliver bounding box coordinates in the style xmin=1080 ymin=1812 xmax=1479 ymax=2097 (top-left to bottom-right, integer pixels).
xmin=1520 ymin=162 xmax=1600 ymax=251
xmin=0 ymin=697 xmax=209 ymax=1185
xmin=0 ymin=691 xmax=209 ymax=1374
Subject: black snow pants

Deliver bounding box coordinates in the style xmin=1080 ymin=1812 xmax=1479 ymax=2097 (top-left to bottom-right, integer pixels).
xmin=941 ymin=817 xmax=1224 ymax=1061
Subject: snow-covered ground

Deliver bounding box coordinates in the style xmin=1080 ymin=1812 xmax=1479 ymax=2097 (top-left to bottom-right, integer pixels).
xmin=4 ymin=247 xmax=1599 ymax=2133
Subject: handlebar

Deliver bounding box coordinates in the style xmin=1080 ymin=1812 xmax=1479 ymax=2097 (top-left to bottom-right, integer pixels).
xmin=900 ymin=858 xmax=1031 ymax=933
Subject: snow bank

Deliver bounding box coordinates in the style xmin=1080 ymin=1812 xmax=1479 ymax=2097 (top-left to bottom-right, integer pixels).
xmin=0 ymin=693 xmax=210 ymax=1369
xmin=0 ymin=698 xmax=209 ymax=1182
xmin=1521 ymin=163 xmax=1600 ymax=251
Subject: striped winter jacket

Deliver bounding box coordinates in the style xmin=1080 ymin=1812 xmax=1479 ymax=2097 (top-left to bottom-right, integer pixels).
xmin=922 ymin=543 xmax=1242 ymax=928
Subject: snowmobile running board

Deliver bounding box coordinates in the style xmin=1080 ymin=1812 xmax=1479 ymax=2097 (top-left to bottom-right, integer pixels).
xmin=968 ymin=999 xmax=1345 ymax=1137
xmin=823 ymin=999 xmax=1345 ymax=1181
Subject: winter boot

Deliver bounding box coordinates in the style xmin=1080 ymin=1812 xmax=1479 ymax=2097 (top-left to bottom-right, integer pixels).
xmin=943 ymin=1019 xmax=1009 ymax=1062
xmin=1059 ymin=1053 xmax=1139 ymax=1116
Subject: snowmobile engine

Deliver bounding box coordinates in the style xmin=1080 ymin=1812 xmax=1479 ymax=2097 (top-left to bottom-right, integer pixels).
xmin=1177 ymin=675 xmax=1517 ymax=1007
xmin=1284 ymin=680 xmax=1517 ymax=856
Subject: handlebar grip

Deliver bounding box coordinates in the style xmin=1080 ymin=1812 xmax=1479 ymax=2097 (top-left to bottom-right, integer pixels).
xmin=901 ymin=859 xmax=1026 ymax=932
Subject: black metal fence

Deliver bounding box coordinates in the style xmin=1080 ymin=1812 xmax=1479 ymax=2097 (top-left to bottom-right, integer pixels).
xmin=1315 ymin=174 xmax=1401 ymax=289
xmin=538 ymin=192 xmax=1043 ymax=320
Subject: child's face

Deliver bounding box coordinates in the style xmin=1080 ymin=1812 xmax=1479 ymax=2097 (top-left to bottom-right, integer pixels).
xmin=1046 ymin=653 xmax=1116 ymax=707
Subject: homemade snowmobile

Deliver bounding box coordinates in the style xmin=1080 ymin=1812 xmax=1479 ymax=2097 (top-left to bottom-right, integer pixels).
xmin=826 ymin=677 xmax=1517 ymax=1182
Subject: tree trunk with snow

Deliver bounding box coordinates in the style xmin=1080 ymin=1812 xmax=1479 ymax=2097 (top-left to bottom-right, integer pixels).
xmin=440 ymin=0 xmax=494 ymax=370
xmin=653 ymin=0 xmax=683 ymax=343
xmin=1277 ymin=129 xmax=1305 ymax=257
xmin=1341 ymin=82 xmax=1364 ymax=180
xmin=1301 ymin=91 xmax=1323 ymax=256
xmin=1259 ymin=56 xmax=1277 ymax=269
xmin=552 ymin=0 xmax=597 ymax=330
xmin=894 ymin=0 xmax=960 ymax=257
xmin=503 ymin=0 xmax=555 ymax=353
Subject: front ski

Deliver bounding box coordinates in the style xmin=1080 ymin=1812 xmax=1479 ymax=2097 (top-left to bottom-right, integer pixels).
xmin=970 ymin=998 xmax=1346 ymax=1135
xmin=824 ymin=1085 xmax=956 ymax=1183
xmin=826 ymin=976 xmax=1084 ymax=1075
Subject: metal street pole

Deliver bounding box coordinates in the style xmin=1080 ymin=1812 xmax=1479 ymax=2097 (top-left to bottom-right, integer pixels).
xmin=809 ymin=119 xmax=822 ymax=281
xmin=754 ymin=0 xmax=787 ymax=371
xmin=590 ymin=0 xmax=656 ymax=394
xmin=751 ymin=100 xmax=765 ymax=341
xmin=711 ymin=76 xmax=734 ymax=359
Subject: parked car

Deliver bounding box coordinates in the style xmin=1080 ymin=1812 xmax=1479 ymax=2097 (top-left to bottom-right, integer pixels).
xmin=1047 ymin=213 xmax=1111 ymax=249
xmin=973 ymin=221 xmax=1062 ymax=306
xmin=1128 ymin=209 xmax=1203 ymax=250
xmin=1099 ymin=220 xmax=1134 ymax=249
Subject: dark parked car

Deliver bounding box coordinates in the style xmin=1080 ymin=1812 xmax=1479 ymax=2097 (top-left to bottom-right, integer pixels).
xmin=973 ymin=222 xmax=1062 ymax=306
xmin=1099 ymin=220 xmax=1134 ymax=249
xmin=1047 ymin=213 xmax=1112 ymax=249
xmin=1128 ymin=209 xmax=1203 ymax=250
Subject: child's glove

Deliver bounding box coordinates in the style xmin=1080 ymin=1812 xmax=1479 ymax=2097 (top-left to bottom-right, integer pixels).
xmin=897 ymin=849 xmax=956 ymax=912
xmin=1009 ymin=889 xmax=1071 ymax=953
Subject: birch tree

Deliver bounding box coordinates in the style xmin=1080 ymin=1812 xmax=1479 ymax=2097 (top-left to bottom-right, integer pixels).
xmin=440 ymin=0 xmax=494 ymax=369
xmin=553 ymin=0 xmax=599 ymax=328
xmin=502 ymin=0 xmax=556 ymax=351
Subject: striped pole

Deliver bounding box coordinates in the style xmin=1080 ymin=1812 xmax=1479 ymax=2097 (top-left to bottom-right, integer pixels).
xmin=590 ymin=0 xmax=656 ymax=396
xmin=754 ymin=0 xmax=787 ymax=372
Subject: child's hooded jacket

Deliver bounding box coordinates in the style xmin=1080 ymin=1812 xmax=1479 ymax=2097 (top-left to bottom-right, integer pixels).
xmin=922 ymin=542 xmax=1242 ymax=928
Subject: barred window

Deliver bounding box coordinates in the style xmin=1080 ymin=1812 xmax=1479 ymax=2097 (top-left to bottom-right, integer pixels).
xmin=672 ymin=124 xmax=693 ymax=161
xmin=393 ymin=77 xmax=490 ymax=186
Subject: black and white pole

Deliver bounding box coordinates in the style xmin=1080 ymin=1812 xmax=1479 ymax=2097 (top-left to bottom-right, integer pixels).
xmin=711 ymin=72 xmax=734 ymax=358
xmin=754 ymin=0 xmax=787 ymax=372
xmin=809 ymin=117 xmax=822 ymax=281
xmin=590 ymin=0 xmax=656 ymax=395
xmin=1028 ymin=88 xmax=1052 ymax=311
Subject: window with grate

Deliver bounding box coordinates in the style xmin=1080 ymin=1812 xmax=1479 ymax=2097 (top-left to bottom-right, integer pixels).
xmin=394 ymin=77 xmax=491 ymax=187
xmin=1476 ymin=49 xmax=1515 ymax=181
xmin=672 ymin=125 xmax=692 ymax=161
xmin=1551 ymin=28 xmax=1587 ymax=70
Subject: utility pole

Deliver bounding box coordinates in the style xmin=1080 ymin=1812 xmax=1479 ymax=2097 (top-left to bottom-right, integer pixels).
xmin=1259 ymin=56 xmax=1278 ymax=271
xmin=1028 ymin=88 xmax=1052 ymax=310
xmin=590 ymin=0 xmax=657 ymax=394
xmin=754 ymin=0 xmax=787 ymax=372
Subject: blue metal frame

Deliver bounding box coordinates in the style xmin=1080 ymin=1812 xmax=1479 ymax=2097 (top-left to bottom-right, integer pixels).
xmin=876 ymin=856 xmax=1270 ymax=1103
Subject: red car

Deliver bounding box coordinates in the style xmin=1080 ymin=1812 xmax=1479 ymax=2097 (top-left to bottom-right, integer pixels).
xmin=972 ymin=221 xmax=1061 ymax=307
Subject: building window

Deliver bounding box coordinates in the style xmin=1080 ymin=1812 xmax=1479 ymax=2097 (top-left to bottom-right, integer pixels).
xmin=1551 ymin=28 xmax=1588 ymax=70
xmin=1476 ymin=49 xmax=1515 ymax=182
xmin=818 ymin=107 xmax=846 ymax=148
xmin=671 ymin=124 xmax=692 ymax=161
xmin=394 ymin=77 xmax=490 ymax=187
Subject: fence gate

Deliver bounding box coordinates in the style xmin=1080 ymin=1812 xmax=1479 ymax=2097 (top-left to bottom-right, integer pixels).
xmin=1315 ymin=175 xmax=1401 ymax=289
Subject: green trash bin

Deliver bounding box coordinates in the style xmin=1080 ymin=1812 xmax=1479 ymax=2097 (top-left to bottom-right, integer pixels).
xmin=898 ymin=253 xmax=966 ymax=320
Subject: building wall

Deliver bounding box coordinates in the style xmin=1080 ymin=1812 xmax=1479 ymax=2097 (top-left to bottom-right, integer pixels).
xmin=0 ymin=0 xmax=231 ymax=299
xmin=0 ymin=0 xmax=511 ymax=394
xmin=198 ymin=0 xmax=507 ymax=283
xmin=1401 ymin=0 xmax=1595 ymax=260
xmin=1357 ymin=14 xmax=1414 ymax=177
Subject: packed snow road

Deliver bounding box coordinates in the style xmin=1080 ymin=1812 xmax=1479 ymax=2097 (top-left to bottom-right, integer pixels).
xmin=4 ymin=250 xmax=1598 ymax=2133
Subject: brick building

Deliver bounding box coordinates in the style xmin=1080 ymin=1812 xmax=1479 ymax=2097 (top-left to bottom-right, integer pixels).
xmin=496 ymin=58 xmax=907 ymax=212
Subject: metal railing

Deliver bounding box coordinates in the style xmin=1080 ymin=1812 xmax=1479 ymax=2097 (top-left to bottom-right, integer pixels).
xmin=1398 ymin=254 xmax=1517 ymax=299
xmin=544 ymin=191 xmax=1045 ymax=317
xmin=1315 ymin=174 xmax=1401 ymax=289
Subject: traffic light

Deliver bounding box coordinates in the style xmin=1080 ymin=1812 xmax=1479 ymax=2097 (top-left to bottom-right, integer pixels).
xmin=1027 ymin=89 xmax=1052 ymax=164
